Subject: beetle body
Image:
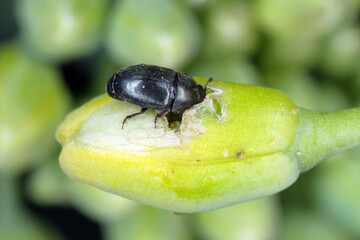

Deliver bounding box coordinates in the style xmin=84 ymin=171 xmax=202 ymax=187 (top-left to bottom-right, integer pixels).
xmin=106 ymin=64 xmax=212 ymax=128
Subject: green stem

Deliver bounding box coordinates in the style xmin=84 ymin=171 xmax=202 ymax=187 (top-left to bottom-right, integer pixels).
xmin=293 ymin=107 xmax=360 ymax=172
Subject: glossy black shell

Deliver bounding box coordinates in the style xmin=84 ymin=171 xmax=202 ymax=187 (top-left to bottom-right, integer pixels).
xmin=106 ymin=64 xmax=206 ymax=114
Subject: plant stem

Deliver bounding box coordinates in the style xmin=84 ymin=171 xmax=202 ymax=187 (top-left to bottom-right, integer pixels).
xmin=293 ymin=107 xmax=360 ymax=172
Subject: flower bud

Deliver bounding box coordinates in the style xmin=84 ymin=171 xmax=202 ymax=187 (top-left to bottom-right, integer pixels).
xmin=105 ymin=0 xmax=200 ymax=69
xmin=0 ymin=43 xmax=70 ymax=174
xmin=56 ymin=77 xmax=360 ymax=213
xmin=16 ymin=0 xmax=108 ymax=62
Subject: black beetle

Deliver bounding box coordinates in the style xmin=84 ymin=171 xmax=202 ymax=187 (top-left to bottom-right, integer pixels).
xmin=106 ymin=64 xmax=212 ymax=129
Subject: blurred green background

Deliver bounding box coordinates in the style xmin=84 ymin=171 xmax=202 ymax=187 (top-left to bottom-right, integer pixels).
xmin=0 ymin=0 xmax=359 ymax=239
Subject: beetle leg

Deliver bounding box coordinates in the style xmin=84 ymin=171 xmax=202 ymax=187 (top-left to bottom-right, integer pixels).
xmin=122 ymin=107 xmax=147 ymax=129
xmin=154 ymin=109 xmax=170 ymax=128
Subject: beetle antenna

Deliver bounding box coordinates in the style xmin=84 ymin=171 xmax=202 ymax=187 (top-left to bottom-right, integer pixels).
xmin=204 ymin=77 xmax=213 ymax=91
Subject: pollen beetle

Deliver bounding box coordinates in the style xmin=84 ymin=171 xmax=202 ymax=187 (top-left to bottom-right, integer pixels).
xmin=106 ymin=64 xmax=212 ymax=129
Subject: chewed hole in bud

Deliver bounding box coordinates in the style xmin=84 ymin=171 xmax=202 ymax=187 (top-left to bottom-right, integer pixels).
xmin=212 ymin=98 xmax=222 ymax=116
xmin=165 ymin=86 xmax=225 ymax=132
xmin=166 ymin=112 xmax=182 ymax=131
xmin=235 ymin=151 xmax=245 ymax=159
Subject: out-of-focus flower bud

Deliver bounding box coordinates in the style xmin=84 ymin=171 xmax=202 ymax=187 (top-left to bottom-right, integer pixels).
xmin=16 ymin=0 xmax=108 ymax=62
xmin=320 ymin=27 xmax=360 ymax=79
xmin=189 ymin=57 xmax=260 ymax=85
xmin=278 ymin=209 xmax=353 ymax=240
xmin=312 ymin=148 xmax=360 ymax=238
xmin=255 ymin=0 xmax=358 ymax=69
xmin=263 ymin=70 xmax=349 ymax=111
xmin=261 ymin=39 xmax=320 ymax=69
xmin=193 ymin=197 xmax=280 ymax=240
xmin=0 ymin=173 xmax=62 ymax=240
xmin=0 ymin=43 xmax=70 ymax=174
xmin=103 ymin=206 xmax=191 ymax=240
xmin=255 ymin=0 xmax=344 ymax=41
xmin=203 ymin=1 xmax=258 ymax=56
xmin=105 ymin=0 xmax=200 ymax=69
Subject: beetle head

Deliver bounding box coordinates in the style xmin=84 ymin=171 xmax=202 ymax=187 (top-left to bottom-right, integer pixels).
xmin=198 ymin=85 xmax=206 ymax=102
